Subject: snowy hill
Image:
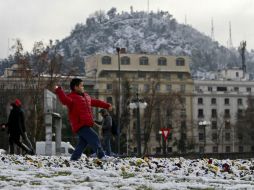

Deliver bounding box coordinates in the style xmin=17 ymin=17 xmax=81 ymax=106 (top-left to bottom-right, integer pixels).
xmin=56 ymin=8 xmax=254 ymax=75
xmin=0 ymin=154 xmax=254 ymax=189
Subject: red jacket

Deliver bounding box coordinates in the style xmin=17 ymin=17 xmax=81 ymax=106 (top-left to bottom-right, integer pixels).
xmin=55 ymin=87 xmax=111 ymax=133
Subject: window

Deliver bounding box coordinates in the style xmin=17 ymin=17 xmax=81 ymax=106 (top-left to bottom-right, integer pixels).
xmin=138 ymin=72 xmax=146 ymax=78
xmin=211 ymin=121 xmax=217 ymax=129
xmin=198 ymin=109 xmax=204 ymax=118
xmin=239 ymin=146 xmax=244 ymax=153
xmin=237 ymin=109 xmax=243 ymax=118
xmin=225 ymin=133 xmax=231 ymax=141
xmin=106 ymin=83 xmax=112 ymax=91
xmin=211 ymin=109 xmax=217 ymax=118
xmin=166 ymin=84 xmax=172 ymax=92
xmin=234 ymin=87 xmax=239 ymax=92
xmin=144 ymin=84 xmax=150 ymax=92
xmin=238 ymin=133 xmax=243 ymax=141
xmin=217 ymin=87 xmax=227 ymax=91
xmin=102 ymin=56 xmax=111 ymax=64
xmin=225 ymin=146 xmax=231 ymax=153
xmin=213 ymin=146 xmax=218 ymax=153
xmin=198 ymin=98 xmax=203 ymax=105
xmin=176 ymin=58 xmax=185 ymax=66
xmin=199 ymin=133 xmax=204 ymax=141
xmin=247 ymin=87 xmax=252 ymax=92
xmin=181 ymin=121 xmax=186 ymax=128
xmin=225 ymin=120 xmax=231 ymax=128
xmin=121 ymin=56 xmax=130 ymax=65
xmin=212 ymin=133 xmax=217 ymax=141
xmin=224 ymin=98 xmax=230 ymax=105
xmin=224 ymin=109 xmax=230 ymax=118
xmin=180 ymin=109 xmax=186 ymax=118
xmin=237 ymin=98 xmax=243 ymax=105
xmin=208 ymin=86 xmax=213 ymax=92
xmin=155 ymin=83 xmax=160 ymax=92
xmin=211 ymin=98 xmax=216 ymax=105
xmin=139 ymin=56 xmax=149 ymax=65
xmin=177 ymin=73 xmax=184 ymax=80
xmin=236 ymin=72 xmax=239 ymax=77
xmin=158 ymin=57 xmax=167 ymax=65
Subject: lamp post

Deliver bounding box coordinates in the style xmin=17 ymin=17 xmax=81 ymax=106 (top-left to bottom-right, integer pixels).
xmin=198 ymin=120 xmax=211 ymax=153
xmin=116 ymin=47 xmax=121 ymax=155
xmin=129 ymin=92 xmax=147 ymax=157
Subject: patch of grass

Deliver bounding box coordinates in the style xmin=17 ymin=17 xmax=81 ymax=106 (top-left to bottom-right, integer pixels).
xmin=136 ymin=185 xmax=153 ymax=190
xmin=30 ymin=181 xmax=41 ymax=186
xmin=188 ymin=188 xmax=215 ymax=190
xmin=121 ymin=171 xmax=135 ymax=179
xmin=0 ymin=176 xmax=12 ymax=181
xmin=54 ymin=171 xmax=72 ymax=176
xmin=35 ymin=173 xmax=51 ymax=178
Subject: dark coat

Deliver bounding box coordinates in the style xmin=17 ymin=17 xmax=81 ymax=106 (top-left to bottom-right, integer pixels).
xmin=102 ymin=114 xmax=112 ymax=135
xmin=7 ymin=105 xmax=26 ymax=138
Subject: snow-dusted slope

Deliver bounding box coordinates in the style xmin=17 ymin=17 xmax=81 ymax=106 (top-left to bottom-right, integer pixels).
xmin=0 ymin=154 xmax=254 ymax=189
xmin=57 ymin=8 xmax=254 ymax=75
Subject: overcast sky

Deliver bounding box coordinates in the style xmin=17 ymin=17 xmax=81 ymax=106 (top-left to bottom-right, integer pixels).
xmin=0 ymin=0 xmax=254 ymax=59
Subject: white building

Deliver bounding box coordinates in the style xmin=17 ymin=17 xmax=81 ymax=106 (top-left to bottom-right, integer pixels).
xmin=193 ymin=68 xmax=254 ymax=153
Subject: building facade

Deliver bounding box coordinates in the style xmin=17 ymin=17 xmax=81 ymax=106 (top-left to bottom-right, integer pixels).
xmin=85 ymin=53 xmax=194 ymax=155
xmin=193 ymin=68 xmax=254 ymax=153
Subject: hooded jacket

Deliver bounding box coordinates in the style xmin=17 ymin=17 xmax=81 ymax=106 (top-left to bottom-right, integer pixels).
xmin=55 ymin=87 xmax=111 ymax=133
xmin=7 ymin=104 xmax=26 ymax=137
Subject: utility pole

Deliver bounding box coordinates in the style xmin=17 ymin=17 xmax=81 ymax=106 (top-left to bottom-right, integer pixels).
xmin=116 ymin=47 xmax=121 ymax=155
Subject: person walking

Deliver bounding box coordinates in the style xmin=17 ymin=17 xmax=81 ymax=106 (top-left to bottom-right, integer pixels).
xmin=7 ymin=99 xmax=34 ymax=155
xmin=55 ymin=78 xmax=113 ymax=161
xmin=98 ymin=109 xmax=112 ymax=156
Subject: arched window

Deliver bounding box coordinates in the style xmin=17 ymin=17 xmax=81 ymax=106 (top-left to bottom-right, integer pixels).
xmin=121 ymin=56 xmax=130 ymax=65
xmin=158 ymin=57 xmax=167 ymax=65
xmin=176 ymin=57 xmax=185 ymax=66
xmin=139 ymin=56 xmax=149 ymax=65
xmin=101 ymin=56 xmax=111 ymax=64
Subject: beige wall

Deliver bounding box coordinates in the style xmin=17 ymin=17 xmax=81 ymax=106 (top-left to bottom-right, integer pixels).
xmin=86 ymin=53 xmax=194 ymax=155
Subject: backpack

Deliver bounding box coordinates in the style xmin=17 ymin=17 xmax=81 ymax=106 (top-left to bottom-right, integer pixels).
xmin=111 ymin=118 xmax=119 ymax=136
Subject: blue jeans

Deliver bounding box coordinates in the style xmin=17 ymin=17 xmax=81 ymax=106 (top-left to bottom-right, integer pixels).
xmin=71 ymin=127 xmax=105 ymax=160
xmin=103 ymin=134 xmax=111 ymax=156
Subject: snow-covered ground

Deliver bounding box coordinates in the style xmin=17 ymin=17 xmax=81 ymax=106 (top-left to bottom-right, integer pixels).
xmin=1 ymin=153 xmax=254 ymax=190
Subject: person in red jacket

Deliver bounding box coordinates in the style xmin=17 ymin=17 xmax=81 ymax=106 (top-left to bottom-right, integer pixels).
xmin=55 ymin=78 xmax=112 ymax=161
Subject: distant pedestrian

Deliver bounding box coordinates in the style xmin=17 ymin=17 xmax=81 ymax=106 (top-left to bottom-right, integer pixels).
xmin=55 ymin=78 xmax=113 ymax=161
xmin=98 ymin=109 xmax=112 ymax=156
xmin=7 ymin=99 xmax=34 ymax=155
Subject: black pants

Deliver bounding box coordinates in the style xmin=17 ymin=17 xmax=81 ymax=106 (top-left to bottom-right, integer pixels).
xmin=9 ymin=135 xmax=31 ymax=154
